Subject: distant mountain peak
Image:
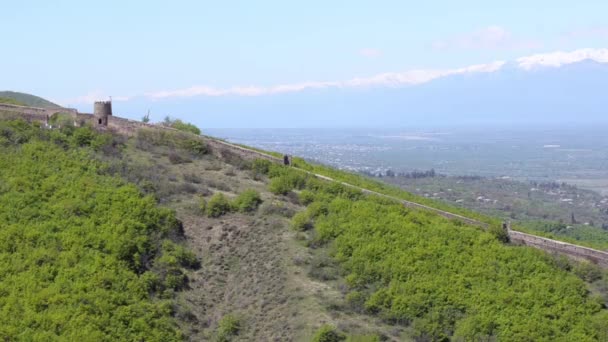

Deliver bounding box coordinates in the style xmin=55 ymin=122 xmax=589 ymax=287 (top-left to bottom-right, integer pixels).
xmin=516 ymin=48 xmax=608 ymax=70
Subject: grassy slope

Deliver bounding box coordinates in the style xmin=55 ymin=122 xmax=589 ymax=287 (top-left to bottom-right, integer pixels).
xmin=257 ymin=159 xmax=608 ymax=341
xmin=0 ymin=121 xmax=199 ymax=340
xmin=120 ymin=129 xmax=397 ymax=340
xmin=2 ymin=118 xmax=608 ymax=341
xmin=0 ymin=91 xmax=62 ymax=109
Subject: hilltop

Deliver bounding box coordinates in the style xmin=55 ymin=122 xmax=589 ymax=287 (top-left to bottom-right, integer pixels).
xmin=0 ymin=111 xmax=607 ymax=340
xmin=0 ymin=91 xmax=63 ymax=109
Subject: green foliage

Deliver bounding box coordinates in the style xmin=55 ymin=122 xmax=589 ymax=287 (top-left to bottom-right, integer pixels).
xmin=291 ymin=211 xmax=313 ymax=231
xmin=215 ymin=314 xmax=240 ymax=342
xmin=266 ymin=163 xmax=608 ymax=341
xmin=269 ymin=176 xmax=293 ymax=195
xmin=573 ymin=262 xmax=603 ymax=283
xmin=0 ymin=97 xmax=27 ymax=106
xmin=206 ymin=193 xmax=232 ymax=217
xmin=251 ymin=158 xmax=272 ymax=175
xmin=0 ymin=126 xmax=191 ymax=340
xmin=487 ymin=223 xmax=510 ymax=243
xmin=71 ymin=126 xmax=95 ymax=146
xmin=299 ymin=189 xmax=316 ymax=205
xmin=278 ymin=156 xmax=500 ymax=225
xmin=232 ymin=189 xmax=262 ymax=213
xmin=136 ymin=128 xmax=208 ymax=156
xmin=0 ymin=91 xmax=62 ymax=109
xmin=268 ymin=171 xmax=308 ymax=195
xmin=311 ymin=325 xmax=346 ymax=342
xmin=162 ymin=116 xmax=201 ymax=135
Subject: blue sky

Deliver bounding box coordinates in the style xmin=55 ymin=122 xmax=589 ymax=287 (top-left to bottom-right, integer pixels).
xmin=2 ymin=0 xmax=608 ymax=125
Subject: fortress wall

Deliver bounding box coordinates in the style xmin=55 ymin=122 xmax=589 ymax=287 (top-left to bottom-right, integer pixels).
xmin=0 ymin=104 xmax=78 ymax=124
xmin=202 ymin=138 xmax=282 ymax=163
xmin=509 ymin=230 xmax=608 ymax=266
xmin=107 ymin=116 xmax=148 ymax=135
xmin=0 ymin=103 xmax=49 ymax=123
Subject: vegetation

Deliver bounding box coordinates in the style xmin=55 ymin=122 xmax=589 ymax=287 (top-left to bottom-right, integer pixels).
xmin=253 ymin=160 xmax=608 ymax=341
xmin=311 ymin=325 xmax=345 ymax=342
xmin=162 ymin=116 xmax=201 ymax=135
xmin=136 ymin=128 xmax=207 ymax=156
xmin=0 ymin=120 xmax=198 ymax=340
xmin=232 ymin=189 xmax=263 ymax=213
xmin=0 ymin=97 xmax=27 ymax=106
xmin=215 ymin=314 xmax=240 ymax=342
xmin=204 ymin=190 xmax=262 ymax=217
xmin=0 ymin=91 xmax=62 ymax=109
xmin=206 ymin=193 xmax=233 ymax=217
xmin=3 ymin=114 xmax=608 ymax=340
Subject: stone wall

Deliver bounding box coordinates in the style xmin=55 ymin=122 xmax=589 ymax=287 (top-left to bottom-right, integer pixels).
xmin=509 ymin=230 xmax=608 ymax=267
xmin=0 ymin=103 xmax=78 ymax=125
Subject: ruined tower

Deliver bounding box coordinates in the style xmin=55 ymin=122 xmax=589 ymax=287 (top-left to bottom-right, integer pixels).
xmin=94 ymin=101 xmax=112 ymax=126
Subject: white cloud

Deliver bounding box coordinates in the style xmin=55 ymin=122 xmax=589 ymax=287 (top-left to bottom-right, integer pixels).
xmin=433 ymin=26 xmax=541 ymax=50
xmin=359 ymin=48 xmax=383 ymax=58
xmin=146 ymin=61 xmax=506 ymax=99
xmin=68 ymin=48 xmax=608 ymax=102
xmin=516 ymin=48 xmax=608 ymax=70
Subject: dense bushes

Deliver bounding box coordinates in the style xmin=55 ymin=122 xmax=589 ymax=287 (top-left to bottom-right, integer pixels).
xmin=232 ymin=189 xmax=263 ymax=213
xmin=0 ymin=120 xmax=199 ymax=340
xmin=203 ymin=190 xmax=263 ymax=217
xmin=263 ymin=161 xmax=608 ymax=341
xmin=206 ymin=193 xmax=233 ymax=217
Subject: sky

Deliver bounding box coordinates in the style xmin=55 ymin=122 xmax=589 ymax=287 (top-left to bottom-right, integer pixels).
xmin=2 ymin=1 xmax=608 ymax=126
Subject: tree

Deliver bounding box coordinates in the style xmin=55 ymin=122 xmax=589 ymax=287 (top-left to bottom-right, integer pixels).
xmin=142 ymin=111 xmax=150 ymax=123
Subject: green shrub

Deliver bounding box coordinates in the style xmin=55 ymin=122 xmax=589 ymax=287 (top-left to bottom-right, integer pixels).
xmin=0 ymin=136 xmax=187 ymax=340
xmin=311 ymin=325 xmax=345 ymax=342
xmin=232 ymin=189 xmax=263 ymax=213
xmin=269 ymin=176 xmax=293 ymax=195
xmin=163 ymin=116 xmax=201 ymax=135
xmin=206 ymin=193 xmax=232 ymax=217
xmin=488 ymin=223 xmax=510 ymax=243
xmin=185 ymin=138 xmax=208 ymax=155
xmin=573 ymin=262 xmax=603 ymax=282
xmin=299 ymin=190 xmax=316 ymax=205
xmin=215 ymin=314 xmax=240 ymax=342
xmin=291 ymin=211 xmax=313 ymax=231
xmin=71 ymin=126 xmax=95 ymax=147
xmin=252 ymin=159 xmax=272 ymax=175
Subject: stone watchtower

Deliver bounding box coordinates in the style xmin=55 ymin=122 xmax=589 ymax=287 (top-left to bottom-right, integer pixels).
xmin=94 ymin=101 xmax=112 ymax=126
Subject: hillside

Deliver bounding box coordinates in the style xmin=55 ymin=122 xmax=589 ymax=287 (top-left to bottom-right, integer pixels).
xmin=1 ymin=118 xmax=608 ymax=340
xmin=0 ymin=91 xmax=62 ymax=109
